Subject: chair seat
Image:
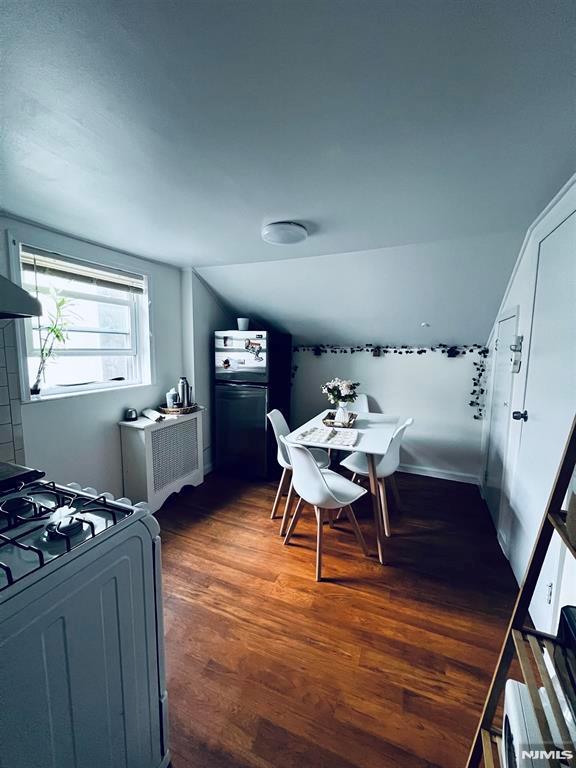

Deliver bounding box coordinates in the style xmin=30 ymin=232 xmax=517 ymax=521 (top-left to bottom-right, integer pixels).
xmin=319 ymin=469 xmax=367 ymax=508
xmin=310 ymin=448 xmax=330 ymax=469
xmin=277 ymin=446 xmax=330 ymax=471
xmin=340 ymin=451 xmax=372 ymax=476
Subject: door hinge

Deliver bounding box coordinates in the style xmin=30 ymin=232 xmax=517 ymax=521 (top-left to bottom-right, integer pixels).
xmin=546 ymin=582 xmax=553 ymax=605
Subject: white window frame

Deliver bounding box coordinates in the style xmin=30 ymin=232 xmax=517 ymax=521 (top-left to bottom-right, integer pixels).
xmin=7 ymin=231 xmax=153 ymax=402
xmin=22 ymin=285 xmax=139 ymax=358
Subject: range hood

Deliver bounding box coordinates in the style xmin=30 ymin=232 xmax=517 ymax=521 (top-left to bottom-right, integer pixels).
xmin=0 ymin=274 xmax=42 ymax=318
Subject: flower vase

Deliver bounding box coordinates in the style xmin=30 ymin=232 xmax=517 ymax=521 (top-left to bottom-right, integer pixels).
xmin=335 ymin=402 xmax=349 ymax=425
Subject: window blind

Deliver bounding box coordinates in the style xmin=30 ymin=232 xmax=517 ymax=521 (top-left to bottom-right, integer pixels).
xmin=20 ymin=246 xmax=145 ymax=294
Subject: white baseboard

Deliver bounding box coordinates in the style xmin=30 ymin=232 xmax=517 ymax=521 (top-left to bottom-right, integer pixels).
xmin=497 ymin=530 xmax=511 ymax=560
xmin=398 ymin=463 xmax=481 ymax=486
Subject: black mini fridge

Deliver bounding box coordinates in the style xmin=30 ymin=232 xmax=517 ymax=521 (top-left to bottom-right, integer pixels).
xmin=214 ymin=330 xmax=291 ymax=478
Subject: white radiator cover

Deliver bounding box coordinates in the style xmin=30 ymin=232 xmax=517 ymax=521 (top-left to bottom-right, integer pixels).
xmin=120 ymin=410 xmax=204 ymax=512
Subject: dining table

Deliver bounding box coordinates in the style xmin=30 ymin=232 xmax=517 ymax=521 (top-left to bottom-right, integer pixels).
xmin=286 ymin=409 xmax=399 ymax=564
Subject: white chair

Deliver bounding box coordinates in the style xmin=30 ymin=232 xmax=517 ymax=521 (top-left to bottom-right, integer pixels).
xmin=280 ymin=436 xmax=369 ymax=581
xmin=267 ymin=410 xmax=330 ymax=535
xmin=339 ymin=418 xmax=413 ymax=537
xmin=354 ymin=393 xmax=370 ymax=413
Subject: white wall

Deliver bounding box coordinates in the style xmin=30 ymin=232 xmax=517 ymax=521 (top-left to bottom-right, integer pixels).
xmin=181 ymin=269 xmax=235 ymax=471
xmin=0 ymin=216 xmax=183 ymax=497
xmin=292 ymin=348 xmax=484 ymax=483
xmin=197 ymin=230 xmax=523 ymax=346
xmin=481 ymin=175 xmax=576 ymax=627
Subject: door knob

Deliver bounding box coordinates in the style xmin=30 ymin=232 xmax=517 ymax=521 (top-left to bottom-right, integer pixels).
xmin=512 ymin=410 xmax=528 ymax=422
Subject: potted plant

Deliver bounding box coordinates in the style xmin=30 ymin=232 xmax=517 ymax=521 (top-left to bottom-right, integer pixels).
xmin=30 ymin=294 xmax=72 ymax=396
xmin=321 ymin=378 xmax=361 ymax=425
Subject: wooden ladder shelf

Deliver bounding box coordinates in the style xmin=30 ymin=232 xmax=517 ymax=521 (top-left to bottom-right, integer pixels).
xmin=466 ymin=415 xmax=576 ymax=768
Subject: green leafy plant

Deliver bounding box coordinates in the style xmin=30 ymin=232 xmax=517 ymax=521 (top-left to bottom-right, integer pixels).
xmin=31 ymin=293 xmax=73 ymax=393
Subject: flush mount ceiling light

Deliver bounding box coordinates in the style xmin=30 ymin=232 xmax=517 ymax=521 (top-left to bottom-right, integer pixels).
xmin=261 ymin=221 xmax=308 ymax=245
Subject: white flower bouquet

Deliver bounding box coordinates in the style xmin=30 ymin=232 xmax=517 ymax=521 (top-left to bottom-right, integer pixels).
xmin=321 ymin=378 xmax=361 ymax=406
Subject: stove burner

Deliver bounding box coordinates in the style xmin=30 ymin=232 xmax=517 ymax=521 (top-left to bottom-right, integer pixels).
xmin=45 ymin=515 xmax=85 ymax=541
xmin=0 ymin=478 xmax=137 ymax=591
xmin=2 ymin=496 xmax=34 ymax=516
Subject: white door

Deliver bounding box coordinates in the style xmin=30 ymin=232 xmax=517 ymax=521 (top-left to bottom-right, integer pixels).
xmin=511 ymin=210 xmax=576 ymax=632
xmin=485 ymin=311 xmax=518 ymax=536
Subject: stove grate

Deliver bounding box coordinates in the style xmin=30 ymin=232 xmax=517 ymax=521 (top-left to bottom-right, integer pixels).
xmin=0 ymin=480 xmax=137 ymax=592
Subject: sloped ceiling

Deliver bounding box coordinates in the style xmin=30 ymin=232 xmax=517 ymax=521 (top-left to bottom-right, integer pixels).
xmin=1 ymin=0 xmax=574 ymax=268
xmin=196 ymin=229 xmax=524 ymax=345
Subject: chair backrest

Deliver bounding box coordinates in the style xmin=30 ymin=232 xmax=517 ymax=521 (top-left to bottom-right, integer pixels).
xmin=280 ymin=436 xmax=336 ymax=508
xmin=267 ymin=409 xmax=291 ymax=468
xmin=376 ymin=418 xmax=414 ymax=477
xmin=354 ymin=393 xmax=370 ymax=413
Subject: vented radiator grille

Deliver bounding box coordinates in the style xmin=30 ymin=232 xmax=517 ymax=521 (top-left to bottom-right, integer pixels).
xmin=151 ymin=419 xmax=199 ymax=492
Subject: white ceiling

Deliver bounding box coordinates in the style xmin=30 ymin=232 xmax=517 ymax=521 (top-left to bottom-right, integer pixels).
xmin=1 ymin=0 xmax=574 ymax=268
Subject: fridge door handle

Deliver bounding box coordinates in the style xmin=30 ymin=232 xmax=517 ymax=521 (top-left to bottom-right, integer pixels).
xmin=215 ymin=381 xmax=267 ymax=389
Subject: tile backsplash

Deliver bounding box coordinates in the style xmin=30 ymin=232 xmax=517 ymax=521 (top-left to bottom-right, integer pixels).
xmin=0 ymin=321 xmax=24 ymax=465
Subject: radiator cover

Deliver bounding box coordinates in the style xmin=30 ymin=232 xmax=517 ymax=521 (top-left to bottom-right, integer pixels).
xmin=120 ymin=411 xmax=204 ymax=512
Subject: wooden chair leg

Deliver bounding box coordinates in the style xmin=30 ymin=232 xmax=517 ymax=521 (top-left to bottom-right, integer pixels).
xmin=344 ymin=505 xmax=369 ymax=556
xmin=378 ymin=479 xmax=391 ymax=537
xmin=335 ymin=506 xmax=345 ymax=521
xmin=279 ymin=478 xmax=296 ymax=535
xmin=314 ymin=506 xmax=324 ymax=581
xmin=270 ymin=468 xmax=288 ymax=519
xmin=335 ymin=473 xmax=359 ymax=522
xmin=283 ymin=497 xmax=304 ymax=545
xmin=390 ymin=474 xmax=401 ymax=510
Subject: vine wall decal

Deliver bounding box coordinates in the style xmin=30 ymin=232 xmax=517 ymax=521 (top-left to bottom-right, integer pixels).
xmin=291 ymin=344 xmax=489 ymax=420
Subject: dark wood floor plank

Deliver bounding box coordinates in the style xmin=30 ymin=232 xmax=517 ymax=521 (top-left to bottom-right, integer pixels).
xmin=159 ymin=471 xmax=517 ymax=768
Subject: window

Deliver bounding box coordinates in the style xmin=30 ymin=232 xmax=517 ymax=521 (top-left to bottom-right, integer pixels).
xmin=19 ymin=245 xmax=151 ymax=397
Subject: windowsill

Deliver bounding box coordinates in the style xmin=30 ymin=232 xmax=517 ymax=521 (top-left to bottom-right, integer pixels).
xmin=21 ymin=382 xmax=154 ymax=404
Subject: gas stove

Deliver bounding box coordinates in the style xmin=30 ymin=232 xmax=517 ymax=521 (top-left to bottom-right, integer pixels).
xmin=0 ymin=477 xmax=146 ymax=593
xmin=0 ymin=471 xmax=169 ymax=768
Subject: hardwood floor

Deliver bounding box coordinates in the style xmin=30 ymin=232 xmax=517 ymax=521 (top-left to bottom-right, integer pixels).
xmin=157 ymin=471 xmax=517 ymax=768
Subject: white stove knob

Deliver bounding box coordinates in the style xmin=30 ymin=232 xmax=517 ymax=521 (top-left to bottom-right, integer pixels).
xmin=83 ymin=487 xmax=97 ymax=496
xmin=117 ymin=497 xmax=133 ymax=506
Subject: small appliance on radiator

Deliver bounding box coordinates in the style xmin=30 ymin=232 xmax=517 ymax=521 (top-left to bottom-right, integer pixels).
xmin=0 ymin=473 xmax=170 ymax=768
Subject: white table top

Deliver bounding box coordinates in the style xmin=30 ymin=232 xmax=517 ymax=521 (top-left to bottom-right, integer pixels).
xmin=287 ymin=409 xmax=399 ymax=455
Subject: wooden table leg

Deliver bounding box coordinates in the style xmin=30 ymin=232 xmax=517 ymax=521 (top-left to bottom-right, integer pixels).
xmin=314 ymin=506 xmax=324 ymax=581
xmin=367 ymin=454 xmax=384 ymax=564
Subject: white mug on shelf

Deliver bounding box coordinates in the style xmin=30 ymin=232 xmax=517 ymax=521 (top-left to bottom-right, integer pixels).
xmin=237 ymin=317 xmax=250 ymax=331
